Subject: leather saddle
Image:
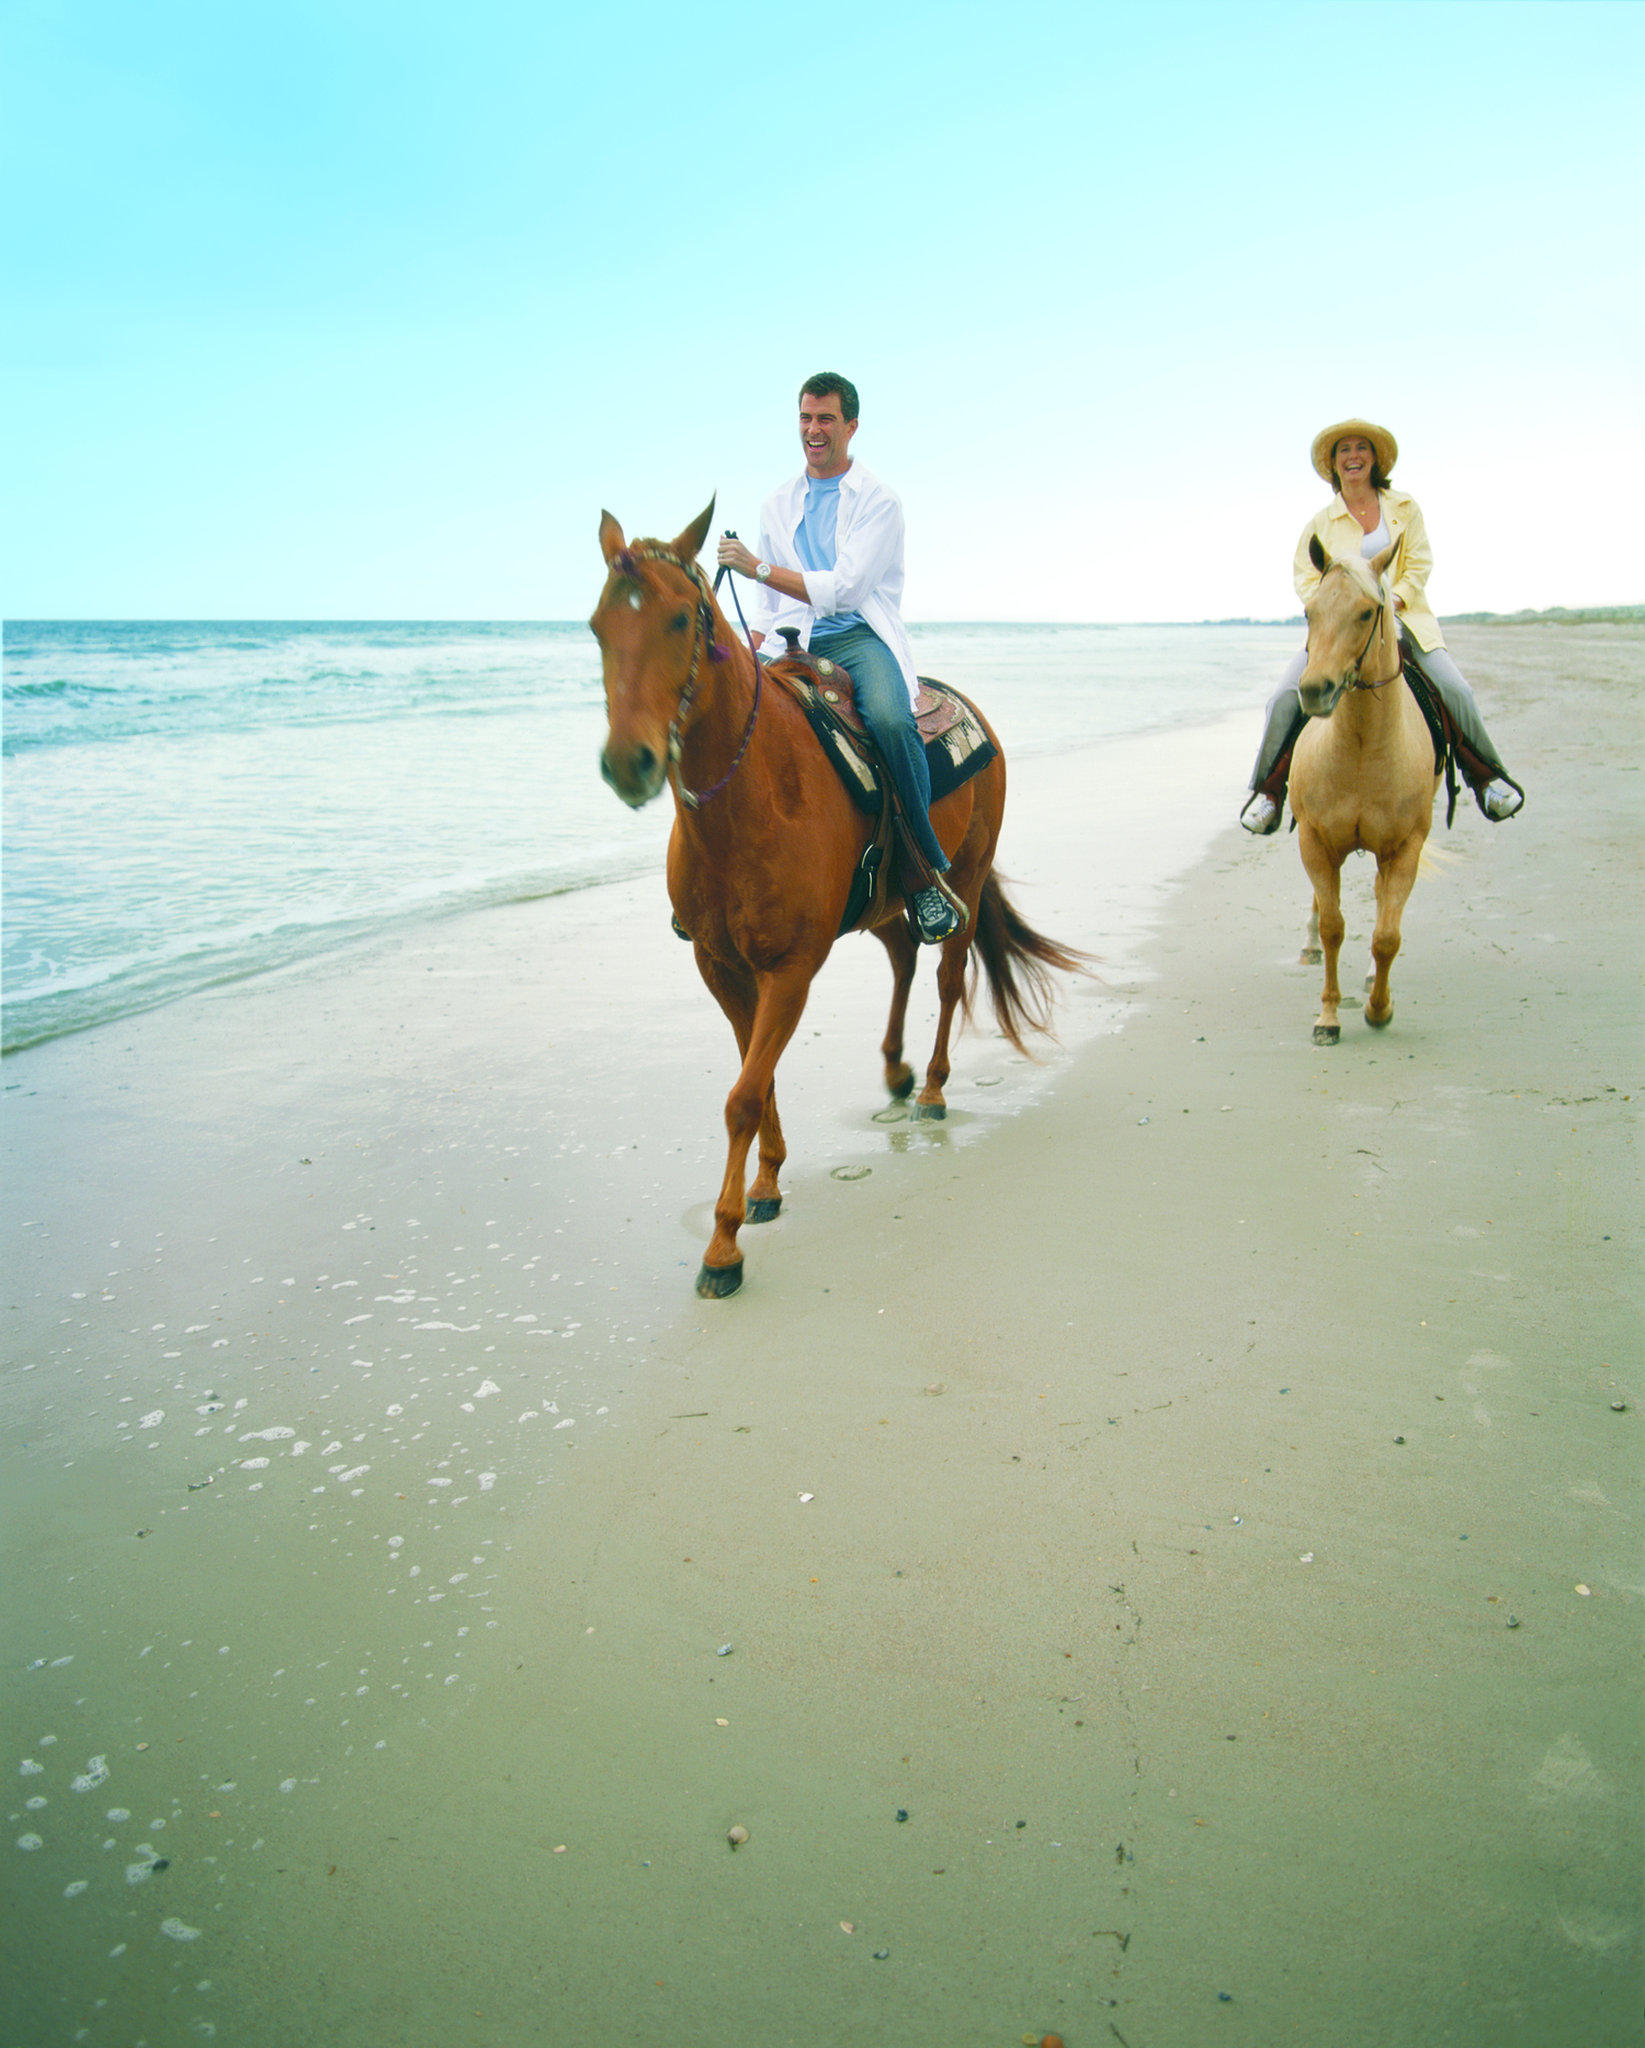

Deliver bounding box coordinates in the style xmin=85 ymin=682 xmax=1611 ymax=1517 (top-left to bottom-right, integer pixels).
xmin=763 ymin=628 xmax=997 ymax=814
xmin=671 ymin=630 xmax=998 ymax=944
xmin=761 ymin=629 xmax=996 ymax=938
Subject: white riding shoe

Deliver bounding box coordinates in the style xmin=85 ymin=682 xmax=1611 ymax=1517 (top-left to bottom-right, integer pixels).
xmin=1482 ymin=779 xmax=1523 ymax=821
xmin=1241 ymin=792 xmax=1281 ymax=836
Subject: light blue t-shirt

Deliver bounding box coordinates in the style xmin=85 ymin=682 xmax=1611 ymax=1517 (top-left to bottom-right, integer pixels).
xmin=795 ymin=474 xmax=867 ymax=636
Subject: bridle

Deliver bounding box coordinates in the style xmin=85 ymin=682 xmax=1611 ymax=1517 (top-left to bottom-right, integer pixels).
xmin=612 ymin=542 xmax=761 ymax=811
xmin=1313 ymin=567 xmax=1401 ymax=695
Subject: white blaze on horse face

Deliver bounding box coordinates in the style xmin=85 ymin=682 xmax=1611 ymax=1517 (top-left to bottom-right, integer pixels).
xmin=593 ymin=579 xmax=674 ymax=808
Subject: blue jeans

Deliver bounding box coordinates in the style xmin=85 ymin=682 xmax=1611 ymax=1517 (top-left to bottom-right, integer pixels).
xmin=808 ymin=622 xmax=949 ymax=872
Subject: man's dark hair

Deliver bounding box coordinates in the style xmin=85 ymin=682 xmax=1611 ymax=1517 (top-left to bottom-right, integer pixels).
xmin=799 ymin=373 xmax=859 ymax=422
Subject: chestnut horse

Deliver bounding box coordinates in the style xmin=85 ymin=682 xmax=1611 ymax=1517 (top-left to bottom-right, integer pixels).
xmin=592 ymin=499 xmax=1083 ymax=1296
xmin=1289 ymin=533 xmax=1440 ymax=1046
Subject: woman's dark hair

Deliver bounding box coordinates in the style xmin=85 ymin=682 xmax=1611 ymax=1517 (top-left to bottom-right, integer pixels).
xmin=799 ymin=372 xmax=859 ymax=422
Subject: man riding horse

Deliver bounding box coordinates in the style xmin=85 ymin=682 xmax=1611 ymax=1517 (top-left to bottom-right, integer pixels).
xmin=715 ymin=373 xmax=964 ymax=944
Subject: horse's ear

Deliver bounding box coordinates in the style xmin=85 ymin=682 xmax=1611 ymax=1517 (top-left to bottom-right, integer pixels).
xmin=1308 ymin=533 xmax=1329 ymax=574
xmin=599 ymin=510 xmax=627 ymax=563
xmin=1369 ymin=541 xmax=1397 ymax=581
xmin=671 ymin=496 xmax=717 ymax=564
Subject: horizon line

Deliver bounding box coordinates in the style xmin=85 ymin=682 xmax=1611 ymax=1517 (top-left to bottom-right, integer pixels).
xmin=6 ymin=604 xmax=1641 ymax=632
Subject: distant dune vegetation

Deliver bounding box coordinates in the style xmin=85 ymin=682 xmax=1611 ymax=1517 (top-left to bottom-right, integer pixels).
xmin=1441 ymin=603 xmax=1645 ymax=625
xmin=1169 ymin=606 xmax=1642 ymax=628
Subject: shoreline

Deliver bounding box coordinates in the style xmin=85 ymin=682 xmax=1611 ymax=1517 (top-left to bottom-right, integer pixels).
xmin=3 ymin=625 xmax=1639 ymax=2046
xmin=8 ymin=607 xmax=1639 ymax=627
xmin=1 ymin=705 xmax=1256 ymax=1368
xmin=3 ymin=620 xmax=1289 ymax=1060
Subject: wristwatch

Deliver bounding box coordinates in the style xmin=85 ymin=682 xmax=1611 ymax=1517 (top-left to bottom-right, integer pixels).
xmin=754 ymin=561 xmax=771 ymax=583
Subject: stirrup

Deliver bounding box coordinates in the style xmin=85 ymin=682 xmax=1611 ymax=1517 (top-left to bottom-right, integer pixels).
xmin=1241 ymin=792 xmax=1281 ymax=836
xmin=1481 ymin=779 xmax=1523 ymax=821
xmin=911 ymin=885 xmax=961 ymax=945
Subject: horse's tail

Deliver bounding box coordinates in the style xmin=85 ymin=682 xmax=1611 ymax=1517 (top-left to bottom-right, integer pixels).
xmin=965 ymin=871 xmax=1092 ymax=1056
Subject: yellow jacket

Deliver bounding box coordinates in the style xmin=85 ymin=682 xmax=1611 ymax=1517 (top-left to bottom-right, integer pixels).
xmin=1293 ymin=488 xmax=1444 ymax=652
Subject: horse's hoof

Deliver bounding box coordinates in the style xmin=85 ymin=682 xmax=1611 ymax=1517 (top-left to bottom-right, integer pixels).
xmin=1300 ymin=947 xmax=1322 ymax=966
xmin=1313 ymin=1024 xmax=1340 ymax=1047
xmin=746 ymin=1195 xmax=782 ymax=1224
xmin=887 ymin=1070 xmax=916 ymax=1100
xmin=1365 ymin=1006 xmax=1393 ymax=1030
xmin=695 ymin=1259 xmax=744 ymax=1299
xmin=908 ymin=1101 xmax=947 ymax=1122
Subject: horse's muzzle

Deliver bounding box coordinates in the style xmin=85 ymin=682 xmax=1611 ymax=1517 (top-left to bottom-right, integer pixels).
xmin=600 ymin=742 xmax=666 ymax=808
xmin=1298 ymin=677 xmax=1346 ymax=718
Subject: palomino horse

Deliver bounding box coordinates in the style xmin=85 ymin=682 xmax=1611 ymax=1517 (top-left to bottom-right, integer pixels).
xmin=1289 ymin=533 xmax=1440 ymax=1046
xmin=592 ymin=499 xmax=1083 ymax=1297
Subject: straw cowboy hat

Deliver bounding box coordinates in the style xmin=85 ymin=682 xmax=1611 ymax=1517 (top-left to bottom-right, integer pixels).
xmin=1311 ymin=417 xmax=1398 ymax=482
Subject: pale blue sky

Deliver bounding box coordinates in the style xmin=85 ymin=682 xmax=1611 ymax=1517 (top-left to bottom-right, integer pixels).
xmin=5 ymin=0 xmax=1640 ymax=619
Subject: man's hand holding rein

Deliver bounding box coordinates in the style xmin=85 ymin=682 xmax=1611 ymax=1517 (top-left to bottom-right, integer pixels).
xmin=716 ymin=534 xmax=808 ymax=605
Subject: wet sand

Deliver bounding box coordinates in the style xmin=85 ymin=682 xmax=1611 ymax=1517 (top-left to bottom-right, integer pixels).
xmin=3 ymin=626 xmax=1640 ymax=2046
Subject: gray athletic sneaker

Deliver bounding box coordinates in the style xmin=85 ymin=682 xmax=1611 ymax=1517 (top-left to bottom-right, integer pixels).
xmin=1482 ymin=779 xmax=1523 ymax=820
xmin=912 ymin=885 xmax=961 ymax=944
xmin=1241 ymin=793 xmax=1280 ymax=835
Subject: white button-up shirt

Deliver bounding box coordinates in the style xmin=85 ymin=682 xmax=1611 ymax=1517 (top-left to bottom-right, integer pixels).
xmin=745 ymin=462 xmax=920 ymax=707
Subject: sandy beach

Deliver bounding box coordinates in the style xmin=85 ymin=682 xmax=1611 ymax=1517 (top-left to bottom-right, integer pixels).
xmin=3 ymin=623 xmax=1639 ymax=2047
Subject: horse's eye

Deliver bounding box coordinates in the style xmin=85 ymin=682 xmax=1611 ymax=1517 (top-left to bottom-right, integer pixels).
xmin=1359 ymin=608 xmax=1373 ymax=620
xmin=669 ymin=609 xmax=690 ymax=632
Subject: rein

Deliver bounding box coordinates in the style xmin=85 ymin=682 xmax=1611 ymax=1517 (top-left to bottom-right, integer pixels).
xmin=618 ymin=541 xmax=762 ymax=811
xmin=1348 ymin=593 xmax=1401 ymax=692
xmin=1313 ymin=568 xmax=1400 ymax=694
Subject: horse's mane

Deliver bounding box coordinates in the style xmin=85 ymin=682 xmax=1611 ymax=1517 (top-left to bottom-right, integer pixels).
xmin=1318 ymin=550 xmax=1397 ymax=619
xmin=1323 ymin=551 xmax=1381 ymax=595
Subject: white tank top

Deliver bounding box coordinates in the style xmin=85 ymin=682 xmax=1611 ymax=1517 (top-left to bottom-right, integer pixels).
xmin=1360 ymin=509 xmax=1390 ymax=557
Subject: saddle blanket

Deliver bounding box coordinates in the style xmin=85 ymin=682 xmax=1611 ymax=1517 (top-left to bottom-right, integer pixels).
xmin=767 ymin=647 xmax=998 ymax=816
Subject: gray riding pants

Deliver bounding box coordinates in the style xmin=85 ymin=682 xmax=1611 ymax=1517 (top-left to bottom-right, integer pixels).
xmin=1248 ymin=640 xmax=1510 ymax=793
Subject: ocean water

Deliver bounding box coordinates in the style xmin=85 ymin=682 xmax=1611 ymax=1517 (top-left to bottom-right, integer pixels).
xmin=2 ymin=618 xmax=1296 ymax=1052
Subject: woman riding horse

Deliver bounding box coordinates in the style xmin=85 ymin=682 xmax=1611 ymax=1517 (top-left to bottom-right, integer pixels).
xmin=1240 ymin=417 xmax=1524 ymax=835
